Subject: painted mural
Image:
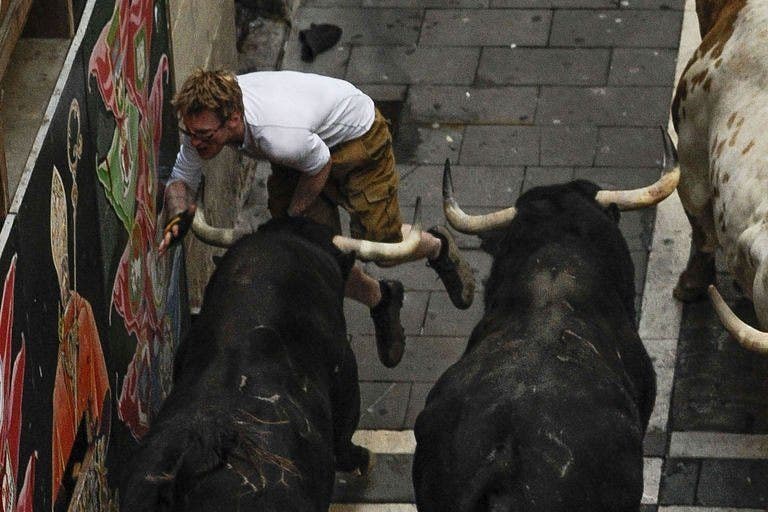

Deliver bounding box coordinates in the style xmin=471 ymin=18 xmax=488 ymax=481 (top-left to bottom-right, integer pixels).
xmin=49 ymin=99 xmax=112 ymax=510
xmin=0 ymin=257 xmax=36 ymax=512
xmin=87 ymin=0 xmax=180 ymax=440
xmin=0 ymin=0 xmax=185 ymax=508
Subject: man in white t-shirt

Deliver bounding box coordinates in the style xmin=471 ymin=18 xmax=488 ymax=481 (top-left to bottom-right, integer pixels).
xmin=159 ymin=69 xmax=475 ymax=368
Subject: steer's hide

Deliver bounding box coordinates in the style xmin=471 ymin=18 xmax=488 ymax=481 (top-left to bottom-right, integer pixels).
xmin=673 ymin=0 xmax=768 ymax=327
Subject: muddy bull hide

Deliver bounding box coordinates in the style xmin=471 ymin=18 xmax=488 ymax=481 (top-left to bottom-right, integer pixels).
xmin=413 ymin=132 xmax=679 ymax=512
xmin=119 ymin=218 xmax=373 ymax=511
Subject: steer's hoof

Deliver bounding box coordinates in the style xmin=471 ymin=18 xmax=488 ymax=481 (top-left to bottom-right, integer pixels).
xmin=674 ymin=252 xmax=716 ymax=302
xmin=673 ymin=278 xmax=709 ymax=302
xmin=354 ymin=449 xmax=376 ymax=478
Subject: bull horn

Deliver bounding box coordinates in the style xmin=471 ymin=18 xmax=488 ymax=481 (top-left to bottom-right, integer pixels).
xmin=190 ymin=178 xmax=239 ymax=247
xmin=708 ymin=285 xmax=768 ymax=354
xmin=332 ymin=197 xmax=423 ymax=263
xmin=595 ymin=127 xmax=680 ymax=210
xmin=442 ymin=159 xmax=517 ymax=234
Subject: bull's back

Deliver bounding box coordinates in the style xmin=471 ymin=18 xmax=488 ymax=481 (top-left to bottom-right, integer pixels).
xmin=205 ymin=231 xmax=344 ymax=311
xmin=121 ymin=222 xmax=353 ymax=511
xmin=414 ymin=330 xmax=647 ymax=512
xmin=195 ymin=230 xmax=348 ymax=351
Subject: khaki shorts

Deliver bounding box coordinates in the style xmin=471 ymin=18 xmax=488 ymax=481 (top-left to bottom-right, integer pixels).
xmin=267 ymin=109 xmax=404 ymax=243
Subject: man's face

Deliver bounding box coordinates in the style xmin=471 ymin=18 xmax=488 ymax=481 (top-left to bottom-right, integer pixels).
xmin=180 ymin=110 xmax=231 ymax=160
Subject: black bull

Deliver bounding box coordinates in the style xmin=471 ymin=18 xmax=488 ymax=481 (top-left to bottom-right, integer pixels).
xmin=120 ymin=218 xmax=370 ymax=511
xmin=413 ymin=181 xmax=656 ymax=512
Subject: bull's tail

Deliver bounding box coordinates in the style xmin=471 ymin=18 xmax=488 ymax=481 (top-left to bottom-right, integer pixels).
xmin=458 ymin=440 xmax=522 ymax=512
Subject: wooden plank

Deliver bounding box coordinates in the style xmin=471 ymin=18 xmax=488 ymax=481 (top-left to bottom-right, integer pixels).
xmin=0 ymin=3 xmax=9 ymax=26
xmin=66 ymin=0 xmax=75 ymax=37
xmin=21 ymin=0 xmax=72 ymax=38
xmin=0 ymin=0 xmax=33 ymax=83
xmin=0 ymin=90 xmax=9 ymax=220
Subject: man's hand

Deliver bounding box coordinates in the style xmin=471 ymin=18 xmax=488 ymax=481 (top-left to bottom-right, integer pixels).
xmin=159 ymin=205 xmax=197 ymax=255
xmin=159 ymin=180 xmax=196 ymax=255
xmin=287 ymin=159 xmax=332 ymax=217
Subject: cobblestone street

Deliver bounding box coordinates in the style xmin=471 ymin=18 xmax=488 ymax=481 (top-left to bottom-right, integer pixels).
xmin=240 ymin=0 xmax=768 ymax=509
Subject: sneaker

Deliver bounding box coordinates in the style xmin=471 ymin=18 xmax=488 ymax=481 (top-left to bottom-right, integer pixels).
xmin=369 ymin=280 xmax=406 ymax=368
xmin=427 ymin=226 xmax=475 ymax=309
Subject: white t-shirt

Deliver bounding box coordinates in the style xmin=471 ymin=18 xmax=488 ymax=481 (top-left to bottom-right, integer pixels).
xmin=169 ymin=71 xmax=376 ymax=191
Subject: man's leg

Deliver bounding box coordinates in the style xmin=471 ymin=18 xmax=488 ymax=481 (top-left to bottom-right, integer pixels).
xmin=345 ymin=264 xmax=405 ymax=368
xmin=395 ymin=223 xmax=475 ymax=310
xmin=331 ymin=115 xmax=474 ymax=311
xmin=424 ymin=226 xmax=475 ymax=310
xmin=344 ymin=264 xmax=381 ymax=307
xmin=394 ymin=223 xmax=441 ymax=260
xmin=270 ymin=162 xmax=406 ymax=368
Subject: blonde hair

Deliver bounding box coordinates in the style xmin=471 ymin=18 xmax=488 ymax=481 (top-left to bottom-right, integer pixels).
xmin=172 ymin=68 xmax=244 ymax=122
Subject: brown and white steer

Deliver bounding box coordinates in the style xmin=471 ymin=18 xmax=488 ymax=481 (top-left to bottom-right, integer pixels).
xmin=672 ymin=0 xmax=768 ymax=352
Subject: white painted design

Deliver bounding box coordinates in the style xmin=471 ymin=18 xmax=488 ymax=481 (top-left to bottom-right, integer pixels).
xmin=351 ymin=430 xmax=416 ymax=454
xmin=643 ymin=457 xmax=662 ymax=505
xmin=659 ymin=508 xmax=764 ymax=512
xmin=331 ymin=505 xmax=417 ymax=512
xmin=50 ymin=166 xmax=68 ymax=304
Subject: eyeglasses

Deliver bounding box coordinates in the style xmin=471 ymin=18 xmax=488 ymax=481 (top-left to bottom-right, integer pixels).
xmin=179 ymin=121 xmax=225 ymax=142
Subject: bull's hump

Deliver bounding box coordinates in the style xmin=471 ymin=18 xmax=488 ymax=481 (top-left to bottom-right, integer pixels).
xmin=528 ymin=267 xmax=582 ymax=309
xmin=697 ymin=0 xmax=748 ymax=57
xmin=699 ymin=3 xmax=768 ymax=82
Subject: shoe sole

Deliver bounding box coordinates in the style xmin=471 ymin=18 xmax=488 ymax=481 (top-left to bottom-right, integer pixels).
xmin=430 ymin=226 xmax=475 ymax=309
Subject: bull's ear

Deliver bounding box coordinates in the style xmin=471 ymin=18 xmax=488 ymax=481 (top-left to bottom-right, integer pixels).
xmin=605 ymin=203 xmax=621 ymax=222
xmin=478 ymin=230 xmax=505 ymax=256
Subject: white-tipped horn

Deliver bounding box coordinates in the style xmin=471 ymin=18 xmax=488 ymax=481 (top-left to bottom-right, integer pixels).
xmin=332 ymin=197 xmax=423 ymax=263
xmin=191 ymin=178 xmax=239 ymax=247
xmin=708 ymin=285 xmax=768 ymax=354
xmin=191 ymin=206 xmax=238 ymax=248
xmin=595 ymin=127 xmax=681 ymax=210
xmin=442 ymin=158 xmax=517 ymax=234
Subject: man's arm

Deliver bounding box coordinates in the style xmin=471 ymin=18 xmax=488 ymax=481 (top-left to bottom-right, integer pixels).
xmin=170 ymin=134 xmax=205 ymax=190
xmin=287 ymin=158 xmax=332 ymax=217
xmin=159 ymin=180 xmax=197 ymax=255
xmin=159 ymin=137 xmax=203 ymax=254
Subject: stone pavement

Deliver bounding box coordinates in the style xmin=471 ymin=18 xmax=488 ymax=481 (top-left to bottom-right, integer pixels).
xmin=239 ymin=0 xmax=768 ymax=509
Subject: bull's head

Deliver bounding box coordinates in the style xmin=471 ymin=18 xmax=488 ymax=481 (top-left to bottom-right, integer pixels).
xmin=441 ymin=127 xmax=681 ymax=234
xmin=191 ymin=187 xmax=423 ymax=264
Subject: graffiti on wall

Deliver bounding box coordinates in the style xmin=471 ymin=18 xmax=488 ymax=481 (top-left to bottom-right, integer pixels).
xmin=0 ymin=257 xmax=36 ymax=512
xmin=87 ymin=0 xmax=181 ymax=439
xmin=49 ymin=99 xmax=112 ymax=510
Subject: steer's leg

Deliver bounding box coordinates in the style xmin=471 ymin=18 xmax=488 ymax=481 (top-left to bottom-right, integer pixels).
xmin=331 ymin=345 xmax=374 ymax=476
xmin=674 ymin=205 xmax=717 ymax=302
xmin=673 ymin=120 xmax=719 ymax=302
